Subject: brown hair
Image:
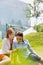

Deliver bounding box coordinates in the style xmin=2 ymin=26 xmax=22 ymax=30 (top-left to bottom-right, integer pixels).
xmin=6 ymin=28 xmax=14 ymax=38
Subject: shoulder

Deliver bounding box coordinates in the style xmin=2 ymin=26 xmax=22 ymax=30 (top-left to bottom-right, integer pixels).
xmin=3 ymin=38 xmax=8 ymax=41
xmin=2 ymin=38 xmax=9 ymax=43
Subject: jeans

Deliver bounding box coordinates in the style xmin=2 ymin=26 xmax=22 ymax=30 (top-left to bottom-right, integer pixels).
xmin=29 ymin=53 xmax=41 ymax=61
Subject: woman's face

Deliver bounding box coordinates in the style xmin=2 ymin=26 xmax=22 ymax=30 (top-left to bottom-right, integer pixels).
xmin=16 ymin=36 xmax=23 ymax=43
xmin=9 ymin=32 xmax=14 ymax=40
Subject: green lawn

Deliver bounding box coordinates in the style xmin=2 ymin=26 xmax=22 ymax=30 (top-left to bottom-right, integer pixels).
xmin=11 ymin=32 xmax=43 ymax=65
xmin=0 ymin=32 xmax=43 ymax=65
xmin=0 ymin=39 xmax=2 ymax=49
xmin=24 ymin=32 xmax=43 ymax=57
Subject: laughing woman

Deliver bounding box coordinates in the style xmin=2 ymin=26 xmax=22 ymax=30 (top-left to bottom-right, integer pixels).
xmin=0 ymin=28 xmax=14 ymax=65
xmin=2 ymin=28 xmax=15 ymax=56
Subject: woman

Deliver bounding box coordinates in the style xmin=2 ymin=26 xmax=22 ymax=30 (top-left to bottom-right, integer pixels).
xmin=13 ymin=32 xmax=43 ymax=64
xmin=0 ymin=28 xmax=14 ymax=65
xmin=2 ymin=28 xmax=15 ymax=56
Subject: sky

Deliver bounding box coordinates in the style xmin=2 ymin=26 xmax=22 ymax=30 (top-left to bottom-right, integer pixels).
xmin=0 ymin=0 xmax=43 ymax=26
xmin=0 ymin=0 xmax=28 ymax=25
xmin=19 ymin=0 xmax=34 ymax=4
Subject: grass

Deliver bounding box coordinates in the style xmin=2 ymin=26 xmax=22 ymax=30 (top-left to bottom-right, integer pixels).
xmin=0 ymin=32 xmax=43 ymax=65
xmin=10 ymin=32 xmax=43 ymax=65
xmin=24 ymin=32 xmax=43 ymax=56
xmin=0 ymin=39 xmax=2 ymax=49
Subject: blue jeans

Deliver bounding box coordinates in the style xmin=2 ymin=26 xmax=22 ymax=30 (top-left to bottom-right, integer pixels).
xmin=29 ymin=53 xmax=41 ymax=61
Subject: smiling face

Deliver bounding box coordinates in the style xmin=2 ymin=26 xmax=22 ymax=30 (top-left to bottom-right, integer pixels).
xmin=9 ymin=32 xmax=14 ymax=40
xmin=6 ymin=28 xmax=15 ymax=40
xmin=16 ymin=36 xmax=23 ymax=44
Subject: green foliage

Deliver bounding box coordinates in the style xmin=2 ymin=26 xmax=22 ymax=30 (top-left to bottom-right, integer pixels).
xmin=25 ymin=8 xmax=31 ymax=19
xmin=0 ymin=39 xmax=2 ymax=49
xmin=33 ymin=23 xmax=43 ymax=32
xmin=25 ymin=0 xmax=43 ymax=19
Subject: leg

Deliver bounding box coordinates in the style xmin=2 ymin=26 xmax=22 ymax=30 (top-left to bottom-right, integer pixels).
xmin=29 ymin=53 xmax=43 ymax=65
xmin=29 ymin=53 xmax=41 ymax=61
xmin=0 ymin=56 xmax=11 ymax=65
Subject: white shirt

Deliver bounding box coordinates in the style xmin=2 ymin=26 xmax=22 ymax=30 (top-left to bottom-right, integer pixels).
xmin=2 ymin=38 xmax=11 ymax=54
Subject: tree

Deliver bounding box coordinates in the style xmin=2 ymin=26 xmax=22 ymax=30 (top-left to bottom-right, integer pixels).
xmin=25 ymin=0 xmax=43 ymax=25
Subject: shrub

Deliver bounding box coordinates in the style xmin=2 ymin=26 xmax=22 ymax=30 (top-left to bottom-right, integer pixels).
xmin=33 ymin=23 xmax=43 ymax=32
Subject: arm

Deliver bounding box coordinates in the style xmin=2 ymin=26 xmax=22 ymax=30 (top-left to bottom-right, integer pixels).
xmin=0 ymin=56 xmax=11 ymax=65
xmin=27 ymin=40 xmax=41 ymax=56
xmin=27 ymin=41 xmax=34 ymax=53
xmin=26 ymin=40 xmax=36 ymax=54
xmin=2 ymin=38 xmax=11 ymax=54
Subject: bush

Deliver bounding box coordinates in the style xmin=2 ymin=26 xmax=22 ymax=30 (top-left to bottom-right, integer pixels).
xmin=33 ymin=23 xmax=43 ymax=32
